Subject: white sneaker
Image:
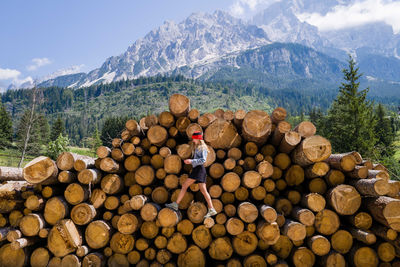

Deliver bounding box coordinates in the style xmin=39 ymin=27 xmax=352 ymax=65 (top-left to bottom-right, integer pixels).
xmin=204 ymin=208 xmax=217 ymax=218
xmin=166 ymin=202 xmax=179 ymax=211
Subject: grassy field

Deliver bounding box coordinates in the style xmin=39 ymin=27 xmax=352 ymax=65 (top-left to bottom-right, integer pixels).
xmin=0 ymin=146 xmax=95 ymax=168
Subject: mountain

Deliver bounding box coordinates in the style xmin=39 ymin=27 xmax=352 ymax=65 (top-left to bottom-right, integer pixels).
xmin=30 ymin=3 xmax=400 ymax=97
xmin=38 ymin=11 xmax=270 ymax=88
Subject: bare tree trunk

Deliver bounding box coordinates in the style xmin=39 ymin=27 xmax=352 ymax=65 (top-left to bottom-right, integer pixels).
xmin=18 ymin=87 xmax=37 ymax=168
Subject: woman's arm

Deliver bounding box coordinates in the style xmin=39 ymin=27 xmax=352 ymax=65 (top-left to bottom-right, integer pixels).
xmin=191 ymin=147 xmax=208 ymax=167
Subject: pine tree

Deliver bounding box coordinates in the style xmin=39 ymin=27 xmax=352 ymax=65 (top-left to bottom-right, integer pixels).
xmin=50 ymin=116 xmax=65 ymax=141
xmin=101 ymin=116 xmax=129 ymax=146
xmin=0 ymin=103 xmax=12 ymax=148
xmin=374 ymin=103 xmax=395 ymax=156
xmin=90 ymin=125 xmax=103 ymax=156
xmin=38 ymin=113 xmax=50 ymax=145
xmin=325 ymin=55 xmax=377 ymax=156
xmin=16 ymin=110 xmax=42 ymax=157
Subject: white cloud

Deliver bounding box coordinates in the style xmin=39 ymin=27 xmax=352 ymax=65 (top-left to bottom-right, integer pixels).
xmin=297 ymin=0 xmax=400 ymax=33
xmin=27 ymin=57 xmax=52 ymax=71
xmin=229 ymin=0 xmax=281 ymax=18
xmin=0 ymin=68 xmax=21 ymax=80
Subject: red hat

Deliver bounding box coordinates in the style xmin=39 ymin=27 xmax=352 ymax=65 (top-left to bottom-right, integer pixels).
xmin=192 ymin=131 xmax=203 ymax=140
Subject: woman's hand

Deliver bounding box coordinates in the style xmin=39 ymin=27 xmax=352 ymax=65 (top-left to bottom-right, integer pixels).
xmin=184 ymin=159 xmax=192 ymax=164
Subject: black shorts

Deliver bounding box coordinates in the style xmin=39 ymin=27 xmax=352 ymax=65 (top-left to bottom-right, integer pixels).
xmin=190 ymin=165 xmax=206 ymax=183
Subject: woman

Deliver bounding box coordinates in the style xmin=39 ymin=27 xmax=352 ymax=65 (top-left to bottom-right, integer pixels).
xmin=166 ymin=131 xmax=217 ymax=218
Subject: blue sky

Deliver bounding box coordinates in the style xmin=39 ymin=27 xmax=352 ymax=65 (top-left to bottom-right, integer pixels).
xmin=0 ymin=0 xmax=234 ymax=89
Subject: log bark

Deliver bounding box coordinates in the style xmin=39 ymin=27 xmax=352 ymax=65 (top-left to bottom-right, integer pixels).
xmin=0 ymin=167 xmax=23 ymax=181
xmin=350 ymin=178 xmax=390 ymax=196
xmin=278 ymin=131 xmax=301 ymax=154
xmin=365 ymin=196 xmax=400 ymax=231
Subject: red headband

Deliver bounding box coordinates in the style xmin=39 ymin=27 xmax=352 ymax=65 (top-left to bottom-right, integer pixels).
xmin=192 ymin=131 xmax=203 ymax=140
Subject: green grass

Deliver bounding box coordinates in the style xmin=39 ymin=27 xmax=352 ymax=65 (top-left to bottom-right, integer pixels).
xmin=0 ymin=148 xmax=35 ymax=168
xmin=68 ymin=146 xmax=96 ymax=157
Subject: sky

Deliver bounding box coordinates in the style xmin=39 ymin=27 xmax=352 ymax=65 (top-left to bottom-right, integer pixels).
xmin=1 ymin=0 xmax=400 ymax=90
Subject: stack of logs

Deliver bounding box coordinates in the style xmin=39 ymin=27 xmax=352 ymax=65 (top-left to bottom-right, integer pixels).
xmin=1 ymin=93 xmax=400 ymax=267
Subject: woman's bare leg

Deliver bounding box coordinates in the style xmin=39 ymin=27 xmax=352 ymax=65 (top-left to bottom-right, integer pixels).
xmin=176 ymin=178 xmax=196 ymax=204
xmin=199 ymin=183 xmax=214 ymax=209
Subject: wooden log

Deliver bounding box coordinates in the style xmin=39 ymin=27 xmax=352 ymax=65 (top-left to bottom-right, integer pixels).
xmin=192 ymin=225 xmax=212 ymax=249
xmin=71 ymin=203 xmax=96 ymax=225
xmin=61 ymin=254 xmax=81 ymax=267
xmin=166 ymin=232 xmax=187 ymax=254
xmin=30 ymin=247 xmax=50 ymax=267
xmin=147 ymin=125 xmax=168 ymax=147
xmin=101 ymin=174 xmax=124 ymax=194
xmin=64 ymin=183 xmax=89 ymax=205
xmin=85 ymin=220 xmax=112 ymax=249
xmin=176 ymin=117 xmax=191 ymax=134
xmin=279 ymin=131 xmax=301 ymax=154
xmin=226 ymin=217 xmax=244 ymax=236
xmin=307 ymin=235 xmax=331 ymax=256
xmin=257 ymin=161 xmax=273 ymax=179
xmin=370 ymin=224 xmax=398 ymax=241
xmin=158 ymin=208 xmax=181 ymax=227
xmin=348 ymin=227 xmax=376 ymax=245
xmin=377 ymin=242 xmax=396 ymax=263
xmin=97 ymin=146 xmax=111 ymax=158
xmin=285 ymin=165 xmax=304 ymax=186
xmin=232 ymin=231 xmax=258 ymax=256
xmin=125 ymin=119 xmax=140 ymax=134
xmin=82 ymin=253 xmax=106 ymax=267
xmin=348 ymin=212 xmax=373 ymax=230
xmin=78 ymin=168 xmax=102 ymax=184
xmin=282 ymin=219 xmax=306 ymax=242
xmin=349 ymin=245 xmax=379 ymax=267
xmin=257 ymin=221 xmax=280 ymax=245
xmin=270 ymin=121 xmax=291 ymax=146
xmin=319 ymin=251 xmax=346 ymax=267
xmin=208 ymin=237 xmax=233 ymax=260
xmin=305 ymin=162 xmax=330 ymax=179
xmin=169 ymin=94 xmax=190 ymax=117
xmin=108 ymin=254 xmax=129 ymax=267
xmin=204 ymin=119 xmax=241 ymax=149
xmin=324 ymin=169 xmax=345 ymax=186
xmin=44 ymin=196 xmax=69 ymax=225
xmin=221 ymin=172 xmax=241 ymax=192
xmin=152 ymin=186 xmax=169 ymax=204
xmin=243 ymin=171 xmax=262 ymax=189
xmin=291 ymin=207 xmax=315 ymax=226
xmin=387 ymin=180 xmax=400 ymax=197
xmin=326 ymin=152 xmax=356 ymax=172
xmin=292 ymin=247 xmax=315 ymax=267
xmin=56 ymin=152 xmax=90 ymax=171
xmin=0 ymin=167 xmax=23 ymax=181
xmin=314 ymin=209 xmax=340 ymax=235
xmin=274 ymin=153 xmax=291 ymax=170
xmin=241 ymin=110 xmax=272 ymax=145
xmin=23 ymin=156 xmax=58 ymax=184
xmin=164 ymin=155 xmax=182 ymax=174
xmin=100 ymin=157 xmax=123 ymax=173
xmin=19 ymin=213 xmax=45 ymax=236
xmin=347 ymin=165 xmax=368 ymax=179
xmin=301 ymin=193 xmax=326 ymax=212
xmin=237 ymin=202 xmax=258 ymax=223
xmin=187 ymin=202 xmax=207 ymax=224
xmin=117 ymin=213 xmax=140 ymax=234
xmin=350 ymin=178 xmax=390 ymax=196
xmin=368 ymin=169 xmax=389 ymax=180
xmin=25 ymin=194 xmax=44 ymax=211
xmin=327 ymin=184 xmax=361 ymax=215
xmin=259 ymin=205 xmax=277 ymax=223
xmin=365 ymin=196 xmax=400 ymax=231
xmin=0 ymin=243 xmax=28 ymax=267
xmin=294 ymin=121 xmax=316 ymax=138
xmin=292 ymin=136 xmax=332 ymax=166
xmin=111 ymin=148 xmax=125 ymax=162
xmin=48 ymin=219 xmax=81 ymax=257
xmin=90 ymin=189 xmax=106 ymax=209
xmin=178 ymin=245 xmax=205 ymax=267
xmin=130 ymin=195 xmax=148 ymax=210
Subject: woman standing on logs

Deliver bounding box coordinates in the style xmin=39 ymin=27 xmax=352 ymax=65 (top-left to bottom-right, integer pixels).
xmin=166 ymin=131 xmax=217 ymax=218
